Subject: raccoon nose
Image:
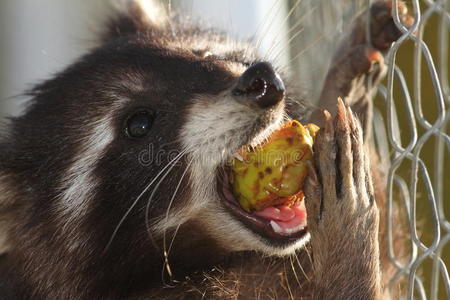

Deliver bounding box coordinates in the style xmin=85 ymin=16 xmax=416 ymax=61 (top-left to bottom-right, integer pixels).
xmin=232 ymin=62 xmax=285 ymax=108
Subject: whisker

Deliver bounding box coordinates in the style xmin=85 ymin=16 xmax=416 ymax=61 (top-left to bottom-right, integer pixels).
xmin=103 ymin=149 xmax=187 ymax=253
xmin=278 ymin=32 xmax=327 ymax=72
xmin=271 ymin=28 xmax=305 ymax=64
xmin=277 ymin=1 xmax=369 ymax=73
xmin=281 ymin=0 xmax=304 ymax=29
xmin=289 ymin=255 xmax=303 ymax=288
xmin=257 ymin=258 xmax=273 ymax=299
xmin=264 ymin=0 xmax=310 ymax=60
xmin=267 ymin=28 xmax=304 ymax=62
xmin=254 ymin=1 xmax=286 ymax=53
xmin=269 ymin=5 xmax=319 ymax=63
xmin=162 ymin=223 xmax=180 ymax=287
xmin=286 ymin=5 xmax=317 ymax=38
xmin=245 ymin=0 xmax=281 ymax=59
xmin=161 ymin=158 xmax=193 ymax=286
xmin=294 ymin=252 xmax=310 ymax=282
xmin=144 ymin=150 xmax=188 ymax=245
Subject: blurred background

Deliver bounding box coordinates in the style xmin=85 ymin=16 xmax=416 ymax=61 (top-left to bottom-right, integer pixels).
xmin=0 ymin=0 xmax=448 ymax=298
xmin=0 ymin=0 xmax=365 ymax=117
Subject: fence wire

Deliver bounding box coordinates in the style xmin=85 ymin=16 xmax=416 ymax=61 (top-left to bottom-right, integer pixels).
xmin=286 ymin=0 xmax=449 ymax=298
xmin=372 ymin=0 xmax=450 ymax=298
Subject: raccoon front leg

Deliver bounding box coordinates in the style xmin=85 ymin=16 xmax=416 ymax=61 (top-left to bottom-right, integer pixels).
xmin=311 ymin=0 xmax=413 ymax=136
xmin=304 ymin=100 xmax=381 ymax=300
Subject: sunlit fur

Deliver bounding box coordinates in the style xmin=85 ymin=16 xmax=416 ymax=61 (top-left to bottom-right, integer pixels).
xmin=0 ymin=1 xmax=410 ymax=299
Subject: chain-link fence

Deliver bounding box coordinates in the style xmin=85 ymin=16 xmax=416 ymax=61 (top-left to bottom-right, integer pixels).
xmin=286 ymin=0 xmax=449 ymax=298
xmin=374 ymin=0 xmax=450 ymax=298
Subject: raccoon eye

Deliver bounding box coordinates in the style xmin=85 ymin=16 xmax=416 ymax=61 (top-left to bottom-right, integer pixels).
xmin=126 ymin=111 xmax=154 ymax=138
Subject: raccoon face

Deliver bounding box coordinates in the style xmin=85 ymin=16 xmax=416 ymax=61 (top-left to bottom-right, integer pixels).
xmin=178 ymin=60 xmax=310 ymax=256
xmin=1 ymin=1 xmax=310 ymax=266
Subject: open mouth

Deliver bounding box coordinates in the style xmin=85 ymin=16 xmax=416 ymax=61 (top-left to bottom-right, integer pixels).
xmin=215 ymin=120 xmax=317 ymax=245
xmin=217 ymin=169 xmax=308 ymax=244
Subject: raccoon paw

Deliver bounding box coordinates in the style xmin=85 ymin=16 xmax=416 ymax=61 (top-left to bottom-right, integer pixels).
xmin=367 ymin=0 xmax=414 ymax=51
xmin=313 ymin=1 xmax=414 ymax=127
xmin=304 ymin=99 xmax=379 ymax=253
xmin=304 ymin=99 xmax=382 ymax=298
xmin=346 ymin=0 xmax=414 ymax=75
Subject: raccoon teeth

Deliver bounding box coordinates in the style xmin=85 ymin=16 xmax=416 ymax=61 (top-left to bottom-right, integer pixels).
xmin=270 ymin=220 xmax=305 ymax=236
xmin=233 ymin=152 xmax=244 ymax=161
xmin=270 ymin=220 xmax=283 ymax=234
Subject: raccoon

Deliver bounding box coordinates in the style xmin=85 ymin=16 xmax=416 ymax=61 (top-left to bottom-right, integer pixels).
xmin=0 ymin=1 xmax=412 ymax=299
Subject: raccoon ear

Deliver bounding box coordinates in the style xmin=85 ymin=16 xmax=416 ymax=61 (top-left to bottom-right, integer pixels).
xmin=102 ymin=0 xmax=168 ymax=42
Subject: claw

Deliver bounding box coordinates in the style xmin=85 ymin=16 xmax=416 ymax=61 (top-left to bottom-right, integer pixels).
xmin=349 ymin=46 xmax=383 ymax=75
xmin=366 ymin=48 xmax=383 ymax=64
xmin=323 ymin=110 xmax=333 ymax=139
xmin=336 ymin=98 xmax=350 ymax=131
xmin=346 ymin=106 xmax=356 ymax=132
xmin=336 ymin=101 xmax=356 ymax=208
xmin=336 ymin=98 xmax=347 ymax=125
xmin=323 ymin=110 xmax=331 ymax=122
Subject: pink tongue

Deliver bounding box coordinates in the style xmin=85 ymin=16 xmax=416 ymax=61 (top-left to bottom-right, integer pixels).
xmin=254 ymin=201 xmax=307 ymax=235
xmin=254 ymin=201 xmax=307 ymax=223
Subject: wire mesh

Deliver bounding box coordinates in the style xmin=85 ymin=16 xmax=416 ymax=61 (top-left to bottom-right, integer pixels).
xmin=372 ymin=0 xmax=450 ymax=298
xmin=285 ymin=0 xmax=449 ymax=298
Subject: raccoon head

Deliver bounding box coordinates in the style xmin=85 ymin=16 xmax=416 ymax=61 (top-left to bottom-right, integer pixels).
xmin=0 ymin=0 xmax=311 ymax=290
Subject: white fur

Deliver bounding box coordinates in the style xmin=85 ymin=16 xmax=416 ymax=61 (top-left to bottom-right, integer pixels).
xmin=57 ymin=118 xmax=114 ymax=221
xmin=134 ymin=0 xmax=168 ymax=27
xmin=153 ymin=88 xmax=309 ymax=256
xmin=56 ymin=76 xmax=145 ymax=228
xmin=111 ymin=0 xmax=168 ymax=28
